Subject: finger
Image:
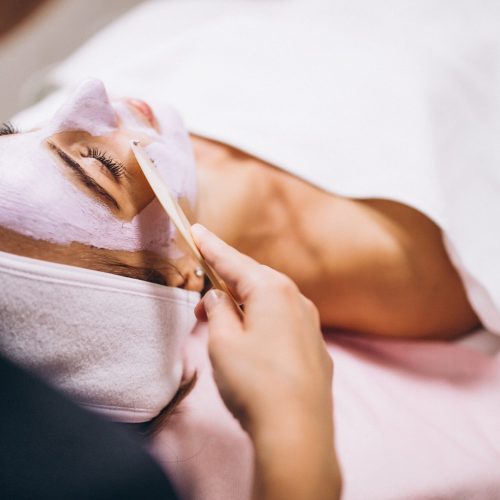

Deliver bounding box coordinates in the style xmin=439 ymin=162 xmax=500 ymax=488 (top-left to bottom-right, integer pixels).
xmin=302 ymin=296 xmax=321 ymax=328
xmin=203 ymin=289 xmax=244 ymax=341
xmin=191 ymin=224 xmax=267 ymax=302
xmin=194 ymin=296 xmax=209 ymax=322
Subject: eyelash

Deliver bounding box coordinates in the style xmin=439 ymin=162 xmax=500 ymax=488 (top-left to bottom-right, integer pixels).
xmin=84 ymin=147 xmax=125 ymax=178
xmin=0 ymin=124 xmax=125 ymax=182
xmin=0 ymin=121 xmax=19 ymax=136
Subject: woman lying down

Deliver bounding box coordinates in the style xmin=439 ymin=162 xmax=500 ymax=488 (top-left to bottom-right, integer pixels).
xmin=0 ymin=78 xmax=492 ymax=424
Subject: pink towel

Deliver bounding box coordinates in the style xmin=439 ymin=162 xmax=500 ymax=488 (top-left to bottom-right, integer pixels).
xmin=150 ymin=324 xmax=500 ymax=500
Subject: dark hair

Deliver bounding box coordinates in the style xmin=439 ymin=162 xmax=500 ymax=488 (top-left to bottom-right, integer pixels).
xmin=120 ymin=374 xmax=197 ymax=437
xmin=82 ymin=253 xmax=182 ymax=287
xmin=146 ymin=373 xmax=198 ymax=436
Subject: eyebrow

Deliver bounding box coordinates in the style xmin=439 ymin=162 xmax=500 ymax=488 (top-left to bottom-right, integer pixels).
xmin=48 ymin=142 xmax=119 ymax=210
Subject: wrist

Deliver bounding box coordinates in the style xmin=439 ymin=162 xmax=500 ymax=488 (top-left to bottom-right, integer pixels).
xmin=246 ymin=391 xmax=333 ymax=443
xmin=251 ymin=412 xmax=340 ymax=500
xmin=252 ymin=409 xmax=334 ymax=459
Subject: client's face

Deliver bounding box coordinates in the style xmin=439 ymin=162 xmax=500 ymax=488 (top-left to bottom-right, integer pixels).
xmin=48 ymin=111 xmax=160 ymax=221
xmin=0 ymin=79 xmax=200 ymax=288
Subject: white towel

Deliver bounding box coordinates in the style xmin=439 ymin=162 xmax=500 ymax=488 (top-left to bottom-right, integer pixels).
xmin=0 ymin=250 xmax=199 ymax=423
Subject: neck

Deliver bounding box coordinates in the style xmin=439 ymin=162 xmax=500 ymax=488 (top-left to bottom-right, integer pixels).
xmin=189 ymin=134 xmax=318 ymax=278
xmin=190 ymin=135 xmax=278 ymax=249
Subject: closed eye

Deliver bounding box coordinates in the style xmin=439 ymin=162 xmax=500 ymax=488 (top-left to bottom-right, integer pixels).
xmin=83 ymin=146 xmax=125 ymax=181
xmin=47 ymin=141 xmax=120 ymax=210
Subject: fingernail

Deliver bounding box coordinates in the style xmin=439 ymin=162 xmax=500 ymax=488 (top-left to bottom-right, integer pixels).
xmin=191 ymin=223 xmax=208 ymax=237
xmin=191 ymin=224 xmax=208 ymax=245
xmin=203 ymin=289 xmax=225 ymax=311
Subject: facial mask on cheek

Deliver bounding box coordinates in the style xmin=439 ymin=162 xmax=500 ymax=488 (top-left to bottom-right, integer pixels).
xmin=0 ymin=78 xmax=197 ymax=256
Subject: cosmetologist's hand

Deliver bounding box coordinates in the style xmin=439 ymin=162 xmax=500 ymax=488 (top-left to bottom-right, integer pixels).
xmin=191 ymin=224 xmax=341 ymax=500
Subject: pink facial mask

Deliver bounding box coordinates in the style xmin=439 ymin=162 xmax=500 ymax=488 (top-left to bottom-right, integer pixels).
xmin=0 ymin=79 xmax=196 ymax=255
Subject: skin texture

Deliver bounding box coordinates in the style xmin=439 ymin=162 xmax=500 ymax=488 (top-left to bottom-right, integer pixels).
xmin=192 ymin=224 xmax=341 ymax=500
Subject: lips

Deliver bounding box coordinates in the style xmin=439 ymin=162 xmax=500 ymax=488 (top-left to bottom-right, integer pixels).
xmin=126 ymin=98 xmax=160 ymax=131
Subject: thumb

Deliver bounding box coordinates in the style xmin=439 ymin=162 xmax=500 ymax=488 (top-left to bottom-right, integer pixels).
xmin=203 ymin=289 xmax=243 ymax=338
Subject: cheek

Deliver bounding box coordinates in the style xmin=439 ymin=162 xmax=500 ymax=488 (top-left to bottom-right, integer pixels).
xmin=126 ymin=200 xmax=178 ymax=256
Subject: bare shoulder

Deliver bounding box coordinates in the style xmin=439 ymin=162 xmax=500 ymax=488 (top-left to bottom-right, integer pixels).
xmin=300 ymin=196 xmax=480 ymax=339
xmin=189 ymin=135 xmax=479 ymax=339
xmin=242 ymin=172 xmax=480 ymax=339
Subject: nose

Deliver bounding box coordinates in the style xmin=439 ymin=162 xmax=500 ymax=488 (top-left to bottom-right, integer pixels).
xmin=124 ymin=98 xmax=160 ymax=131
xmin=50 ymin=79 xmax=118 ymax=137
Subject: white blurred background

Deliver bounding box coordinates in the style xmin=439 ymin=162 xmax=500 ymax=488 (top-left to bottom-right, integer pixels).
xmin=0 ymin=0 xmax=144 ymax=120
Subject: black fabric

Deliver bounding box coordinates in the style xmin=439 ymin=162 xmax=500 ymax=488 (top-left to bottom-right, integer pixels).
xmin=0 ymin=352 xmax=179 ymax=500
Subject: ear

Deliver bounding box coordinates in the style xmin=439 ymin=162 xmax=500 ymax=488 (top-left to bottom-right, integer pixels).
xmin=165 ymin=253 xmax=205 ymax=291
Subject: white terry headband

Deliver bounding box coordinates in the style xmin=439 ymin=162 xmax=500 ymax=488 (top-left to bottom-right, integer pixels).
xmin=0 ymin=251 xmax=199 ymax=423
